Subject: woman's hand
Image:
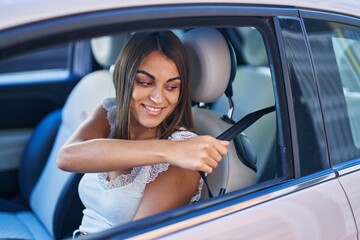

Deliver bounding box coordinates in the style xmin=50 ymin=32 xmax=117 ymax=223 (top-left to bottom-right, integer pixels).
xmin=167 ymin=135 xmax=229 ymax=173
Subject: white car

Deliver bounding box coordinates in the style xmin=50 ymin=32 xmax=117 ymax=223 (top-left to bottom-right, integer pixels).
xmin=0 ymin=0 xmax=359 ymax=239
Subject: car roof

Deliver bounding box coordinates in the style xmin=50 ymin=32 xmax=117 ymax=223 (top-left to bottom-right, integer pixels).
xmin=0 ymin=0 xmax=359 ymax=31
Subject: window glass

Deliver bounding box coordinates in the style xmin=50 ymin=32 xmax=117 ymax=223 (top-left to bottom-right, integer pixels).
xmin=0 ymin=44 xmax=71 ymax=82
xmin=304 ymin=19 xmax=360 ymax=164
xmin=332 ymin=29 xmax=360 ymax=147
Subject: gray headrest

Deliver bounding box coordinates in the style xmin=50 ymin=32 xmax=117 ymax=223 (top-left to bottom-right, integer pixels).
xmin=241 ymin=28 xmax=268 ymax=66
xmin=181 ymin=29 xmax=231 ymax=103
xmin=90 ymin=34 xmax=128 ymax=68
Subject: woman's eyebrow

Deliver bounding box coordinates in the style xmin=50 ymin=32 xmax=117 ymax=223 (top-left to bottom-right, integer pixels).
xmin=137 ymin=70 xmax=181 ymax=82
xmin=137 ymin=70 xmax=155 ymax=80
xmin=167 ymin=76 xmax=181 ymax=82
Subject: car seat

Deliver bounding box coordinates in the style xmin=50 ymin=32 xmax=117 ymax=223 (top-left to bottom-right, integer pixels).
xmin=181 ymin=28 xmax=257 ymax=198
xmin=0 ymin=35 xmax=123 ymax=239
xmin=212 ymin=27 xmax=277 ymax=183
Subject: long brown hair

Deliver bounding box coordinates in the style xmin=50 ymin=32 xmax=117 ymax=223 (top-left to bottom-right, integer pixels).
xmin=112 ymin=31 xmax=193 ymax=140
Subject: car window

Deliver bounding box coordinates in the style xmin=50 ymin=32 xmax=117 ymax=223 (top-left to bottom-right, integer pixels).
xmin=0 ymin=42 xmax=92 ymax=84
xmin=0 ymin=17 xmax=291 ymax=238
xmin=332 ymin=28 xmax=360 ymax=147
xmin=0 ymin=44 xmax=70 ymax=74
xmin=207 ymin=25 xmax=290 ymax=185
xmin=304 ymin=19 xmax=360 ymax=165
xmin=233 ymin=27 xmax=279 ymax=183
xmin=0 ymin=44 xmax=70 ymax=80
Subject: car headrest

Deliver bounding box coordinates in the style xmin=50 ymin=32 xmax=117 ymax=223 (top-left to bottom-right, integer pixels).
xmin=62 ymin=71 xmax=116 ymax=131
xmin=90 ymin=34 xmax=129 ymax=68
xmin=241 ymin=28 xmax=268 ymax=66
xmin=338 ymin=41 xmax=360 ymax=91
xmin=181 ymin=29 xmax=232 ymax=103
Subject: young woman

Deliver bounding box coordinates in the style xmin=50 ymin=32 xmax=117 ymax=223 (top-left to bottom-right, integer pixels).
xmin=57 ymin=31 xmax=229 ymax=236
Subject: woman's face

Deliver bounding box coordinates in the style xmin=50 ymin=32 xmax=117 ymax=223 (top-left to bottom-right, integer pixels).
xmin=130 ymin=50 xmax=181 ymax=138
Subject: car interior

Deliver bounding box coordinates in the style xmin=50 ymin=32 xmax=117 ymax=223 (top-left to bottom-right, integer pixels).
xmin=0 ymin=26 xmax=278 ymax=239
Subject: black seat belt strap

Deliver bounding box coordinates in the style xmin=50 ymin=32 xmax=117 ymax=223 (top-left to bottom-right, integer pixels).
xmin=217 ymin=106 xmax=276 ymax=141
xmin=198 ymin=105 xmax=276 ymax=198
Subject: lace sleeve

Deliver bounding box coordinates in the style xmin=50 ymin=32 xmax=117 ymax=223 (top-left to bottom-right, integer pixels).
xmin=136 ymin=129 xmax=203 ymax=202
xmin=168 ymin=129 xmax=197 ymax=141
xmin=102 ymin=98 xmax=117 ymax=137
xmin=136 ymin=163 xmax=170 ymax=186
xmin=137 ymin=130 xmax=197 ymax=185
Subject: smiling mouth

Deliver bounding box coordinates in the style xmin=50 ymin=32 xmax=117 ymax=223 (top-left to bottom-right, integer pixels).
xmin=143 ymin=104 xmax=163 ymax=115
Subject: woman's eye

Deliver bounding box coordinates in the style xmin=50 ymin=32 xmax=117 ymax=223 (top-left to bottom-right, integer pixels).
xmin=166 ymin=85 xmax=178 ymax=91
xmin=136 ymin=79 xmax=153 ymax=87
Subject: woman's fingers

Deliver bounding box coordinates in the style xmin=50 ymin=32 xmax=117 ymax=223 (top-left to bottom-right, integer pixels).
xmin=215 ymin=140 xmax=230 ymax=156
xmin=194 ymin=136 xmax=229 ymax=172
xmin=202 ymin=165 xmax=214 ymax=174
xmin=169 ymin=135 xmax=229 ymax=172
xmin=205 ymin=154 xmax=219 ymax=169
xmin=205 ymin=137 xmax=229 ymax=160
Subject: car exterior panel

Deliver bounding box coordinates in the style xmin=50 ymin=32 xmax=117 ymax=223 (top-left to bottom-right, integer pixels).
xmin=129 ymin=179 xmax=357 ymax=240
xmin=337 ymin=167 xmax=360 ymax=239
xmin=1 ymin=0 xmax=360 ymax=31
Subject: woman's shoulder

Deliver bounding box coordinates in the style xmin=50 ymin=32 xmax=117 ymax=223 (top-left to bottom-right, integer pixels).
xmin=102 ymin=97 xmax=116 ymax=110
xmin=101 ymin=97 xmax=117 ymax=136
xmin=168 ymin=128 xmax=197 ymax=141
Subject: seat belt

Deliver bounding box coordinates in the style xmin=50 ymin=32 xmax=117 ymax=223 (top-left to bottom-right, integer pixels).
xmin=199 ymin=105 xmax=276 ymax=198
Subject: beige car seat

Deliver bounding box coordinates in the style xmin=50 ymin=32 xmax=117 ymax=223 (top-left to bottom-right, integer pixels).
xmin=181 ymin=28 xmax=257 ymax=198
xmin=212 ymin=27 xmax=277 ymax=183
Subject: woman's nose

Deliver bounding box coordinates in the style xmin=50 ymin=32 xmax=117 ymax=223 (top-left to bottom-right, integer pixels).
xmin=149 ymin=87 xmax=164 ymax=104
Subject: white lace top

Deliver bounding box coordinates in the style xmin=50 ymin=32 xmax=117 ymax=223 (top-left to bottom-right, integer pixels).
xmin=77 ymin=98 xmax=203 ymax=234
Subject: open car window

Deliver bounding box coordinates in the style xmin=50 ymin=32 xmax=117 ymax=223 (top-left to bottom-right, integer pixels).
xmin=0 ymin=13 xmax=290 ymax=240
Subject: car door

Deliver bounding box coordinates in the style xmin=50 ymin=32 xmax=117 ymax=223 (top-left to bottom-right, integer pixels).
xmin=83 ymin=5 xmax=358 ymax=239
xmin=152 ymin=15 xmax=357 ymax=240
xmin=0 ymin=42 xmax=90 ymax=198
xmin=302 ymin=10 xmax=360 ymax=238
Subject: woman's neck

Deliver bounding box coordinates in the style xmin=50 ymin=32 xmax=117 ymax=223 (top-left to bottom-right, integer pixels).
xmin=130 ymin=127 xmax=159 ymax=140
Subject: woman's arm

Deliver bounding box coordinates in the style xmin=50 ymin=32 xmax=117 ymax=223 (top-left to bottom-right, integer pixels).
xmin=57 ymin=104 xmax=229 ymax=173
xmin=133 ymin=165 xmax=200 ymax=220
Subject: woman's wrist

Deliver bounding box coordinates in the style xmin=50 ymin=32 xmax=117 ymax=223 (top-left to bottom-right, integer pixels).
xmin=157 ymin=139 xmax=175 ymax=165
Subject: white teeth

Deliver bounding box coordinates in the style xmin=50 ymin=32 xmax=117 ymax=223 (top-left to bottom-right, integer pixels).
xmin=145 ymin=105 xmax=161 ymax=112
